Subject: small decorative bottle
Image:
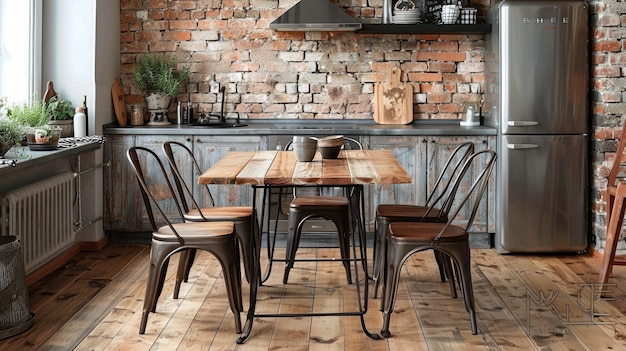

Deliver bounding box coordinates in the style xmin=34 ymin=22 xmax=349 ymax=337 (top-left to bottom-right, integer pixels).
xmin=73 ymin=106 xmax=87 ymax=137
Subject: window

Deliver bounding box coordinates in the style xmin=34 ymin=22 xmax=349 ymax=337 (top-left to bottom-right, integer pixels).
xmin=0 ymin=0 xmax=42 ymax=103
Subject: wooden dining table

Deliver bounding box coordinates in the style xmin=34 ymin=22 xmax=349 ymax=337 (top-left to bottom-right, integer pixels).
xmin=199 ymin=149 xmax=411 ymax=343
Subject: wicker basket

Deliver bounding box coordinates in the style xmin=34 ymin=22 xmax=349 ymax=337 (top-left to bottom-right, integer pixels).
xmin=0 ymin=236 xmax=33 ymax=339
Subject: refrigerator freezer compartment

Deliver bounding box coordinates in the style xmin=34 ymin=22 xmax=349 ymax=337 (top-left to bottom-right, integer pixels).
xmin=486 ymin=0 xmax=588 ymax=135
xmin=496 ymin=134 xmax=588 ymax=253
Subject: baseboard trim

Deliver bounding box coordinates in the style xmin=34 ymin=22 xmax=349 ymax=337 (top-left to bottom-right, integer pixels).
xmin=79 ymin=236 xmax=109 ymax=252
xmin=26 ymin=243 xmax=81 ymax=287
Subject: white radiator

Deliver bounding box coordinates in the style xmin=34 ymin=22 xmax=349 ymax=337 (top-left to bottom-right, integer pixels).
xmin=0 ymin=172 xmax=76 ymax=274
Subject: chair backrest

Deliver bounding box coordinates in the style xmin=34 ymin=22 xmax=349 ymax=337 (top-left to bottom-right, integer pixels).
xmin=163 ymin=141 xmax=215 ymax=213
xmin=127 ymin=146 xmax=185 ymax=243
xmin=609 ymin=122 xmax=626 ymax=187
xmin=423 ymin=142 xmax=474 ymax=219
xmin=434 ymin=149 xmax=497 ymax=240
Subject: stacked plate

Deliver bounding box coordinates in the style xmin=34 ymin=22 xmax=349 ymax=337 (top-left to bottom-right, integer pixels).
xmin=392 ymin=9 xmax=421 ymax=24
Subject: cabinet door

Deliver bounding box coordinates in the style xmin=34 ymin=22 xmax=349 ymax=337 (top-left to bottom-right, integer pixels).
xmin=426 ymin=136 xmax=492 ymax=238
xmin=365 ymin=136 xmax=427 ymax=232
xmin=193 ymin=135 xmax=263 ymax=207
xmin=104 ymin=135 xmax=136 ymax=231
xmin=104 ymin=135 xmax=193 ymax=232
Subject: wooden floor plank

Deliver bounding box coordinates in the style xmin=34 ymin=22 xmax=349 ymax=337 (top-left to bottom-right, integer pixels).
xmin=42 ymin=245 xmax=150 ymax=351
xmin=309 ymin=258 xmax=345 ymax=351
xmin=267 ymin=249 xmax=316 ymax=351
xmin=471 ymin=249 xmax=552 ymax=351
xmin=7 ymin=244 xmax=626 ymax=350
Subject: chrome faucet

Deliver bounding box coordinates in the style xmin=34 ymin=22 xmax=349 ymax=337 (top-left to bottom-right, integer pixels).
xmin=219 ymin=85 xmax=226 ymax=124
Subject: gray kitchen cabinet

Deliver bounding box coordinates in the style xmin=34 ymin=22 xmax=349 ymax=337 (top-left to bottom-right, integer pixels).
xmin=104 ymin=130 xmax=494 ymax=247
xmin=365 ymin=135 xmax=495 ymax=247
xmin=104 ymin=134 xmax=137 ymax=232
xmin=104 ymin=134 xmax=262 ymax=233
xmin=104 ymin=135 xmax=192 ymax=233
xmin=364 ymin=136 xmax=425 ymax=232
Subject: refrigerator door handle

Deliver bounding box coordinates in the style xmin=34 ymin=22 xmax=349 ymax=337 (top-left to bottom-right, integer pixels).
xmin=507 ymin=121 xmax=539 ymax=126
xmin=507 ymin=143 xmax=539 ymax=150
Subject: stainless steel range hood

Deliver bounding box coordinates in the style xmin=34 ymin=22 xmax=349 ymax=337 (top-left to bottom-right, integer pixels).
xmin=269 ymin=0 xmax=362 ymax=32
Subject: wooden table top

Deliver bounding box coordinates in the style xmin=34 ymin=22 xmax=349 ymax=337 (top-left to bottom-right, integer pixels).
xmin=198 ymin=150 xmax=411 ymax=186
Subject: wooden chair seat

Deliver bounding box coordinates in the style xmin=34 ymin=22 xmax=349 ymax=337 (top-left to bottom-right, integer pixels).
xmin=377 ymin=204 xmax=448 ymax=222
xmin=184 ymin=206 xmax=252 ymax=221
xmin=153 ymin=221 xmax=235 ymax=241
xmin=388 ymin=222 xmax=467 ymax=242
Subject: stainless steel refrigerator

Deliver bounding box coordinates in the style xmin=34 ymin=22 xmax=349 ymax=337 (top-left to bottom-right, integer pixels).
xmin=485 ymin=0 xmax=589 ymax=253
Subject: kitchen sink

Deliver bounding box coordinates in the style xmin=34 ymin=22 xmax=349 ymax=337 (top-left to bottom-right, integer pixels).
xmin=191 ymin=122 xmax=248 ymax=128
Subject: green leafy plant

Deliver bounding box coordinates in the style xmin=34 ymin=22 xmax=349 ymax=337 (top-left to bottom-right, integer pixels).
xmin=0 ymin=118 xmax=23 ymax=145
xmin=133 ymin=54 xmax=191 ymax=96
xmin=46 ymin=96 xmax=74 ymax=120
xmin=6 ymin=100 xmax=50 ymax=127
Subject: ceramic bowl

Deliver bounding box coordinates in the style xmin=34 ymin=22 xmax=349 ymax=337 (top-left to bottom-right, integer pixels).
xmin=319 ymin=145 xmax=342 ymax=159
xmin=317 ymin=135 xmax=344 ymax=148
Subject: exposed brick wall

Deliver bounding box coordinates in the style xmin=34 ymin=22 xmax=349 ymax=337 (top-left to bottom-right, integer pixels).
xmin=120 ymin=0 xmax=623 ymax=250
xmin=590 ymin=1 xmax=626 ymax=250
xmin=120 ymin=0 xmax=486 ymax=120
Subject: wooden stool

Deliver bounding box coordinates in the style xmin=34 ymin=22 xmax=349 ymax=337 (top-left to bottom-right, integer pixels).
xmin=599 ymin=181 xmax=626 ymax=284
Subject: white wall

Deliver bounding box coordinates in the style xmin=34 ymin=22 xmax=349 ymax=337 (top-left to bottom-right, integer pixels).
xmin=42 ymin=0 xmax=120 ymax=243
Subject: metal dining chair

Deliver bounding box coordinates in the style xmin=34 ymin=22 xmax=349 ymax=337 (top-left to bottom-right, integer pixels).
xmin=162 ymin=141 xmax=256 ymax=288
xmin=379 ymin=149 xmax=497 ymax=337
xmin=282 ymin=137 xmax=365 ymax=284
xmin=127 ymin=146 xmax=243 ymax=335
xmin=372 ymin=142 xmax=474 ymax=297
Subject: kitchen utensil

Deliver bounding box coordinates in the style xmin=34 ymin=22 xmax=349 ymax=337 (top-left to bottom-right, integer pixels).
xmin=43 ymin=81 xmax=57 ymax=102
xmin=111 ymin=78 xmax=128 ymax=126
xmin=461 ymin=104 xmax=479 ymax=126
xmin=374 ymin=66 xmax=413 ymax=125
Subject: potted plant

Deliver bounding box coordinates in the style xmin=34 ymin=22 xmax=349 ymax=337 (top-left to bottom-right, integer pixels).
xmin=33 ymin=125 xmax=61 ymax=145
xmin=0 ymin=118 xmax=23 ymax=157
xmin=5 ymin=101 xmax=51 ymax=144
xmin=46 ymin=96 xmax=74 ymax=137
xmin=133 ymin=54 xmax=190 ymax=123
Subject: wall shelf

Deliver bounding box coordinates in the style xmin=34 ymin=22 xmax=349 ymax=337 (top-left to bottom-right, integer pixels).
xmin=358 ymin=23 xmax=492 ymax=34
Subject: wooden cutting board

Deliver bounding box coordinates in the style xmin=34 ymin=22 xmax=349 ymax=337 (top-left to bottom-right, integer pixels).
xmin=111 ymin=78 xmax=128 ymax=126
xmin=374 ymin=66 xmax=413 ymax=124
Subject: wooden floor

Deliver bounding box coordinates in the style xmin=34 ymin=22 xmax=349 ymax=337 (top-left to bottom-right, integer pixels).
xmin=2 ymin=243 xmax=626 ymax=350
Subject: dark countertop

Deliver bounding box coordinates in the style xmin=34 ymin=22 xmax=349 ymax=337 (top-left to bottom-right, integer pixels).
xmin=103 ymin=119 xmax=497 ymax=137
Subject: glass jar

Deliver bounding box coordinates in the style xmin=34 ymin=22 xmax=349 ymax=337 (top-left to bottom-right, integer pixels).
xmin=131 ymin=105 xmax=144 ymax=126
